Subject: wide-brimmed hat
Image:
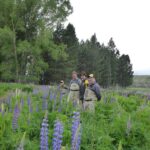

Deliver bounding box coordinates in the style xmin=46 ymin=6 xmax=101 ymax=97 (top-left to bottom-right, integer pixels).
xmin=60 ymin=80 xmax=64 ymax=83
xmin=88 ymin=74 xmax=94 ymax=78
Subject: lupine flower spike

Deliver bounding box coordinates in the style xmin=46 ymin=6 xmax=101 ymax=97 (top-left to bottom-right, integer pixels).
xmin=12 ymin=104 xmax=20 ymax=130
xmin=52 ymin=120 xmax=63 ymax=150
xmin=71 ymin=112 xmax=82 ymax=150
xmin=40 ymin=111 xmax=49 ymax=150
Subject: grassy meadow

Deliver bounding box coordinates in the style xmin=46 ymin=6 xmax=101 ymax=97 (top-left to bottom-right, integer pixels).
xmin=0 ymin=77 xmax=150 ymax=149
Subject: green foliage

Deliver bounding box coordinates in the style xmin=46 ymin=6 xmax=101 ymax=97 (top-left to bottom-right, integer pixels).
xmin=0 ymin=83 xmax=33 ymax=97
xmin=0 ymin=83 xmax=150 ymax=149
xmin=0 ymin=0 xmax=72 ymax=83
xmin=0 ymin=0 xmax=133 ymax=86
xmin=132 ymin=75 xmax=150 ymax=88
xmin=0 ymin=27 xmax=15 ymax=81
xmin=117 ymin=55 xmax=134 ymax=87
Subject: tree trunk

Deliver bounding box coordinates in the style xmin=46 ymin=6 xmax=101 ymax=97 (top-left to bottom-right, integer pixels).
xmin=12 ymin=19 xmax=19 ymax=82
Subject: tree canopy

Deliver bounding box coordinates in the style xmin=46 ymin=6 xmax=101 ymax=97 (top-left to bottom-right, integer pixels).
xmin=0 ymin=0 xmax=133 ymax=87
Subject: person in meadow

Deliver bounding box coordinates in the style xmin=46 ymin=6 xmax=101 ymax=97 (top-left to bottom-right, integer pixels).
xmin=67 ymin=71 xmax=81 ymax=105
xmin=59 ymin=80 xmax=68 ymax=95
xmin=80 ymin=71 xmax=89 ymax=104
xmin=83 ymin=74 xmax=101 ymax=112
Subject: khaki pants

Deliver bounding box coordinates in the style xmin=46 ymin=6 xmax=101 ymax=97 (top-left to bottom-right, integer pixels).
xmin=67 ymin=91 xmax=80 ymax=105
xmin=83 ymin=100 xmax=95 ymax=112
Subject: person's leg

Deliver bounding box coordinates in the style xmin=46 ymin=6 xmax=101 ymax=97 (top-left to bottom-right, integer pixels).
xmin=74 ymin=91 xmax=80 ymax=105
xmin=89 ymin=101 xmax=95 ymax=112
xmin=83 ymin=101 xmax=89 ymax=110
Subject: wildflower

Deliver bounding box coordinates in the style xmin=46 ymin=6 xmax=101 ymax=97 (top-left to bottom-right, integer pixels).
xmin=29 ymin=105 xmax=33 ymax=113
xmin=42 ymin=98 xmax=48 ymax=111
xmin=12 ymin=104 xmax=20 ymax=130
xmin=36 ymin=104 xmax=39 ymax=112
xmin=20 ymin=98 xmax=24 ymax=107
xmin=6 ymin=96 xmax=11 ymax=105
xmin=71 ymin=112 xmax=81 ymax=150
xmin=40 ymin=117 xmax=49 ymax=150
xmin=43 ymin=93 xmax=48 ymax=99
xmin=50 ymin=92 xmax=53 ymax=101
xmin=33 ymin=88 xmax=39 ymax=95
xmin=53 ymin=93 xmax=57 ymax=101
xmin=52 ymin=120 xmax=63 ymax=150
xmin=58 ymin=93 xmax=63 ymax=112
xmin=27 ymin=97 xmax=31 ymax=106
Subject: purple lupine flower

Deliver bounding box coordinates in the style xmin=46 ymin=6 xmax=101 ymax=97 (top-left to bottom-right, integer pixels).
xmin=36 ymin=104 xmax=39 ymax=112
xmin=40 ymin=117 xmax=49 ymax=150
xmin=12 ymin=104 xmax=20 ymax=130
xmin=42 ymin=86 xmax=50 ymax=99
xmin=58 ymin=108 xmax=61 ymax=113
xmin=53 ymin=93 xmax=57 ymax=101
xmin=42 ymin=98 xmax=48 ymax=111
xmin=57 ymin=85 xmax=60 ymax=90
xmin=71 ymin=112 xmax=81 ymax=150
xmin=58 ymin=93 xmax=63 ymax=112
xmin=42 ymin=85 xmax=47 ymax=92
xmin=50 ymin=93 xmax=53 ymax=101
xmin=43 ymin=93 xmax=48 ymax=99
xmin=73 ymin=101 xmax=77 ymax=107
xmin=33 ymin=88 xmax=39 ymax=95
xmin=27 ymin=97 xmax=33 ymax=113
xmin=20 ymin=98 xmax=24 ymax=108
xmin=6 ymin=96 xmax=11 ymax=105
xmin=147 ymin=95 xmax=150 ymax=100
xmin=60 ymin=92 xmax=63 ymax=102
xmin=52 ymin=93 xmax=57 ymax=111
xmin=29 ymin=105 xmax=33 ymax=113
xmin=27 ymin=97 xmax=31 ymax=106
xmin=52 ymin=120 xmax=63 ymax=150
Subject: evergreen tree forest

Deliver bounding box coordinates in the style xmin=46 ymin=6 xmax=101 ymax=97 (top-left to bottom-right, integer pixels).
xmin=0 ymin=0 xmax=133 ymax=87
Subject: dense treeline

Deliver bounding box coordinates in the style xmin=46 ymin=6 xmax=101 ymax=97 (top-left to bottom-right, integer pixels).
xmin=0 ymin=0 xmax=133 ymax=87
xmin=52 ymin=24 xmax=133 ymax=87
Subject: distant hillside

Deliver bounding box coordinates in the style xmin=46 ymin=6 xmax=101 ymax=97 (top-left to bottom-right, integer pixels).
xmin=132 ymin=75 xmax=150 ymax=87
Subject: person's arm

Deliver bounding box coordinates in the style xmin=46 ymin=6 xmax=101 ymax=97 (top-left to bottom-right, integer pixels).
xmin=79 ymin=83 xmax=85 ymax=101
xmin=69 ymin=80 xmax=72 ymax=90
xmin=94 ymin=84 xmax=101 ymax=101
xmin=77 ymin=79 xmax=84 ymax=101
xmin=64 ymin=84 xmax=69 ymax=89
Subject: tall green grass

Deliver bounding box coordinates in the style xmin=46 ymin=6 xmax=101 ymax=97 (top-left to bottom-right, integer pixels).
xmin=0 ymin=84 xmax=150 ymax=149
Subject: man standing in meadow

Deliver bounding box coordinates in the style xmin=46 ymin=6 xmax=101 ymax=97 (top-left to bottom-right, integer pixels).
xmin=83 ymin=74 xmax=101 ymax=111
xmin=67 ymin=71 xmax=81 ymax=105
xmin=59 ymin=80 xmax=68 ymax=95
xmin=80 ymin=71 xmax=89 ymax=104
